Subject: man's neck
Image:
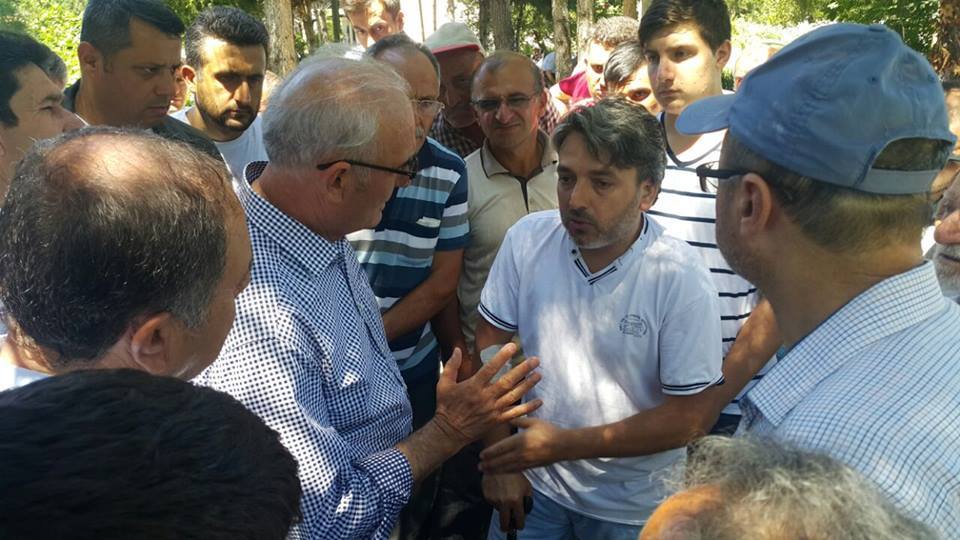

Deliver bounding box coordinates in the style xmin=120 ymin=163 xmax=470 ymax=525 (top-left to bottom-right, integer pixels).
xmin=663 ymin=112 xmax=705 ymax=156
xmin=762 ymin=244 xmax=924 ymax=349
xmin=186 ymin=106 xmax=242 ymax=142
xmin=578 ymin=215 xmax=644 ymax=273
xmin=253 ymin=165 xmax=342 ymax=242
xmin=489 ymin=134 xmax=543 ymax=179
xmin=73 ymin=81 xmax=110 ymax=127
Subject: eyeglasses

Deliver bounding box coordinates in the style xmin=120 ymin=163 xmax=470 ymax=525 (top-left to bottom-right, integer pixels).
xmin=317 ymin=155 xmax=419 ymax=180
xmin=695 ymin=161 xmax=751 ymax=194
xmin=412 ymin=98 xmax=444 ymax=116
xmin=471 ymin=92 xmax=539 ymax=113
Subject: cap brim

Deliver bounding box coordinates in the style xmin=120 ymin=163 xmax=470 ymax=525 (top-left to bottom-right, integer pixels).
xmin=676 ymin=94 xmax=736 ymax=135
xmin=948 ymin=153 xmax=960 ymax=162
xmin=430 ymin=43 xmax=481 ymax=55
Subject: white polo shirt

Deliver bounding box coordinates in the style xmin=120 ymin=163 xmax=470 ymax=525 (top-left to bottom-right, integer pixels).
xmin=479 ymin=210 xmax=723 ymax=525
xmin=170 ymin=109 xmax=268 ymax=181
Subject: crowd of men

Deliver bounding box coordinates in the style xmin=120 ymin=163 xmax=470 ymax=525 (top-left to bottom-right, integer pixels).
xmin=0 ymin=0 xmax=958 ymax=538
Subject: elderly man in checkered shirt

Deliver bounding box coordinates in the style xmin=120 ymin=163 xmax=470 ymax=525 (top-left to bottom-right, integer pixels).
xmin=196 ymin=46 xmax=542 ymax=540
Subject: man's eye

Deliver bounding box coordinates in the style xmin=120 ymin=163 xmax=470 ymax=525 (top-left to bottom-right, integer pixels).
xmin=589 ymin=63 xmax=604 ymax=74
xmin=506 ymin=96 xmax=530 ymax=107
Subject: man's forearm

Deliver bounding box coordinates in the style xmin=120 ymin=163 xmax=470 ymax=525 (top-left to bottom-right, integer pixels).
xmin=431 ymin=297 xmax=469 ymax=372
xmin=395 ymin=418 xmax=465 ymax=483
xmin=382 ymin=278 xmax=457 ymax=342
xmin=705 ymin=299 xmax=780 ymax=411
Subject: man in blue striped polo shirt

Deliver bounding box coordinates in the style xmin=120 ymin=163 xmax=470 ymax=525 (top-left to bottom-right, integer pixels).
xmin=679 ymin=23 xmax=960 ymax=536
xmin=348 ymin=34 xmax=471 ymax=539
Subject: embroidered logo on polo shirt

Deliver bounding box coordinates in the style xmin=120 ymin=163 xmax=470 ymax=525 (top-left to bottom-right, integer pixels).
xmin=619 ymin=315 xmax=649 ymax=337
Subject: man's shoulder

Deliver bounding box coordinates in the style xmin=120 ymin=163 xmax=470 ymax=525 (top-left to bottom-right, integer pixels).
xmin=424 ymin=137 xmax=466 ymax=172
xmin=154 ymin=117 xmax=222 ymax=160
xmin=506 ymin=210 xmax=563 ymax=243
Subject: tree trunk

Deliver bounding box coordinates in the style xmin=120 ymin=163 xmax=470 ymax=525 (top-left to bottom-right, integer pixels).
xmin=490 ymin=0 xmax=513 ymax=51
xmin=331 ymin=0 xmax=342 ymax=42
xmin=552 ymin=0 xmax=573 ymax=78
xmin=478 ymin=0 xmax=490 ymax=50
xmin=575 ymin=0 xmax=593 ymax=65
xmin=513 ymin=0 xmax=525 ymax=51
xmin=447 ymin=0 xmax=455 ymax=19
xmin=294 ymin=0 xmax=320 ymax=53
xmin=623 ymin=0 xmax=638 ymax=19
xmin=317 ymin=5 xmax=330 ymax=44
xmin=930 ymin=0 xmax=960 ymax=79
xmin=265 ymin=0 xmax=298 ymax=75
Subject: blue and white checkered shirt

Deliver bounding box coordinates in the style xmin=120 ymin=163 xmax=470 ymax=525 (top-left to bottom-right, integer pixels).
xmin=739 ymin=261 xmax=960 ymax=536
xmin=196 ymin=162 xmax=414 ymax=539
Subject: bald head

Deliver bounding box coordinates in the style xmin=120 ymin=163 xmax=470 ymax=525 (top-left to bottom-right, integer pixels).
xmin=0 ymin=126 xmax=238 ymax=365
xmin=473 ymin=51 xmax=544 ymax=96
xmin=262 ymin=45 xmax=414 ymax=168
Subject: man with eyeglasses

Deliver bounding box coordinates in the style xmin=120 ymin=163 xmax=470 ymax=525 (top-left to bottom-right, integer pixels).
xmin=350 ymin=33 xmax=472 ymax=539
xmin=933 ymin=178 xmax=960 ymax=303
xmin=424 ymin=23 xmax=562 ymax=159
xmin=679 ymin=23 xmax=960 ymax=536
xmin=458 ymin=51 xmax=559 ymax=355
xmin=195 ymin=47 xmax=544 ymax=539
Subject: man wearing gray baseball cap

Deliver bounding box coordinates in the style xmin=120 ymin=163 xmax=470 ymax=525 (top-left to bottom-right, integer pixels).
xmin=678 ymin=23 xmax=960 ymax=535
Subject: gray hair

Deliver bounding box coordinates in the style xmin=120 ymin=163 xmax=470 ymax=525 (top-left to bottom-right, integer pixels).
xmin=474 ymin=51 xmax=544 ymax=96
xmin=552 ymin=97 xmax=666 ymax=187
xmin=366 ymin=32 xmax=440 ymax=79
xmin=262 ymin=44 xmax=411 ymax=169
xmin=665 ymin=436 xmax=938 ymax=540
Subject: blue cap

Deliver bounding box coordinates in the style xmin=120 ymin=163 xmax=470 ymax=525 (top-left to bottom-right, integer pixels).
xmin=677 ymin=23 xmax=956 ymax=195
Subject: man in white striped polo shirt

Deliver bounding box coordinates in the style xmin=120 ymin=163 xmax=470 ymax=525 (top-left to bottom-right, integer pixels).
xmin=678 ymin=23 xmax=960 ymax=535
xmin=639 ymin=0 xmax=780 ymax=434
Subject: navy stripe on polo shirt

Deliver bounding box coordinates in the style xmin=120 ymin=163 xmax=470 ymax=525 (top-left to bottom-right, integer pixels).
xmin=348 ymin=138 xmax=469 ymax=383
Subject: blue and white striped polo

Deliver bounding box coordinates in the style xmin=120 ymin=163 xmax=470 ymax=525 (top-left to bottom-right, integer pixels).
xmin=348 ymin=138 xmax=469 ymax=382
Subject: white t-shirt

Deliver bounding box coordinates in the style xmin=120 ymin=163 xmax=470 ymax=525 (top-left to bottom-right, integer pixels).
xmin=478 ymin=210 xmax=723 ymax=525
xmin=647 ymin=117 xmax=774 ymax=416
xmin=170 ymin=108 xmax=268 ymax=180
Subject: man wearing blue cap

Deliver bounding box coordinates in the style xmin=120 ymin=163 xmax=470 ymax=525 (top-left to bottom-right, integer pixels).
xmin=678 ymin=23 xmax=960 ymax=535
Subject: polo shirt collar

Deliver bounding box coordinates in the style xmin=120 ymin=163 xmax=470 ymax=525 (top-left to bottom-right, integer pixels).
xmin=238 ymin=161 xmax=343 ymax=278
xmin=566 ymin=215 xmax=653 ymax=286
xmin=747 ymin=261 xmax=948 ymax=427
xmin=479 ymin=130 xmax=558 ymax=179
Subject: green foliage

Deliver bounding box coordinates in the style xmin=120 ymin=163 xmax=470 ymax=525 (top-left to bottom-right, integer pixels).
xmin=823 ymin=0 xmax=938 ymax=52
xmin=7 ymin=0 xmax=85 ymax=82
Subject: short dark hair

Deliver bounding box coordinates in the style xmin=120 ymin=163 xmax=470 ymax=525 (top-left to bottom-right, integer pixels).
xmin=553 ymin=97 xmax=666 ymax=187
xmin=943 ymin=79 xmax=960 ymax=93
xmin=0 ymin=369 xmax=302 ymax=539
xmin=343 ymin=0 xmax=401 ymax=17
xmin=474 ymin=51 xmax=545 ymax=95
xmin=591 ymin=16 xmax=640 ymax=48
xmin=185 ymin=6 xmax=269 ymax=70
xmin=725 ymin=134 xmax=951 ymax=251
xmin=0 ymin=127 xmax=235 ymax=363
xmin=81 ymin=0 xmax=185 ymax=57
xmin=639 ymin=0 xmax=731 ymax=51
xmin=603 ymin=40 xmax=645 ymax=93
xmin=366 ymin=32 xmax=440 ymax=79
xmin=0 ymin=31 xmax=67 ymax=127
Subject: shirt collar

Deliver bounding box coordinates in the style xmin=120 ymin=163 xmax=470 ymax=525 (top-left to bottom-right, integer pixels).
xmin=747 ymin=261 xmax=949 ymax=427
xmin=239 ymin=161 xmax=343 ymax=277
xmin=566 ymin=215 xmax=653 ymax=286
xmin=479 ymin=130 xmax=558 ymax=180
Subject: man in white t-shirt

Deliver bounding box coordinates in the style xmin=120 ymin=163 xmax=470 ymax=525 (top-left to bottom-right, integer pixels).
xmin=172 ymin=6 xmax=268 ymax=179
xmin=474 ymin=98 xmax=728 ymax=538
xmin=639 ymin=0 xmax=780 ymax=433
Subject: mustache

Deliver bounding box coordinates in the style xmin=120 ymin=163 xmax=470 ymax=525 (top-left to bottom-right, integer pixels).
xmin=566 ymin=207 xmax=596 ymax=225
xmin=415 ymin=125 xmax=425 ymax=139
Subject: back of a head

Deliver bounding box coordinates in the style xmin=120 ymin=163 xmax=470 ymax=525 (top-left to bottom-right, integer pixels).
xmin=638 ymin=0 xmax=731 ymax=51
xmin=185 ymin=6 xmax=269 ymax=70
xmin=81 ymin=0 xmax=185 ymax=56
xmin=262 ymin=44 xmax=411 ymax=168
xmin=592 ymin=16 xmax=641 ymax=49
xmin=366 ymin=32 xmax=440 ymax=78
xmin=0 ymin=127 xmax=234 ymax=365
xmin=603 ymin=40 xmax=645 ymax=92
xmin=667 ymin=436 xmax=938 ymax=540
xmin=0 ymin=31 xmax=67 ymax=127
xmin=0 ymin=369 xmax=302 ymax=539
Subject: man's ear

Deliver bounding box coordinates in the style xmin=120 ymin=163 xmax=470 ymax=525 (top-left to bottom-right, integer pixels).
xmin=737 ymin=172 xmax=776 ymax=236
xmin=715 ymin=40 xmax=732 ymax=70
xmin=180 ymin=64 xmax=198 ymax=86
xmin=395 ymin=10 xmax=405 ymax=32
xmin=638 ymin=181 xmax=660 ymax=211
xmin=77 ymin=42 xmax=102 ymax=76
xmin=319 ymin=162 xmax=352 ymax=203
xmin=127 ymin=312 xmax=178 ymax=376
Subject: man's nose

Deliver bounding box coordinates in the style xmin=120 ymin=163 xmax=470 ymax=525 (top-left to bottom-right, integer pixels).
xmin=935 ymin=209 xmax=960 ymax=245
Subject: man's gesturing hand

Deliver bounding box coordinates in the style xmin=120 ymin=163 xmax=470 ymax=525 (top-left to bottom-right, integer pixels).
xmin=479 ymin=417 xmax=568 ymax=474
xmin=432 ymin=344 xmax=542 ymax=447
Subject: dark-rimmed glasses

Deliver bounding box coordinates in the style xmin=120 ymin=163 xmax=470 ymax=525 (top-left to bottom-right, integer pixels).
xmin=317 ymin=156 xmax=419 ymax=180
xmin=695 ymin=161 xmax=751 ymax=194
xmin=471 ymin=92 xmax=539 ymax=114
